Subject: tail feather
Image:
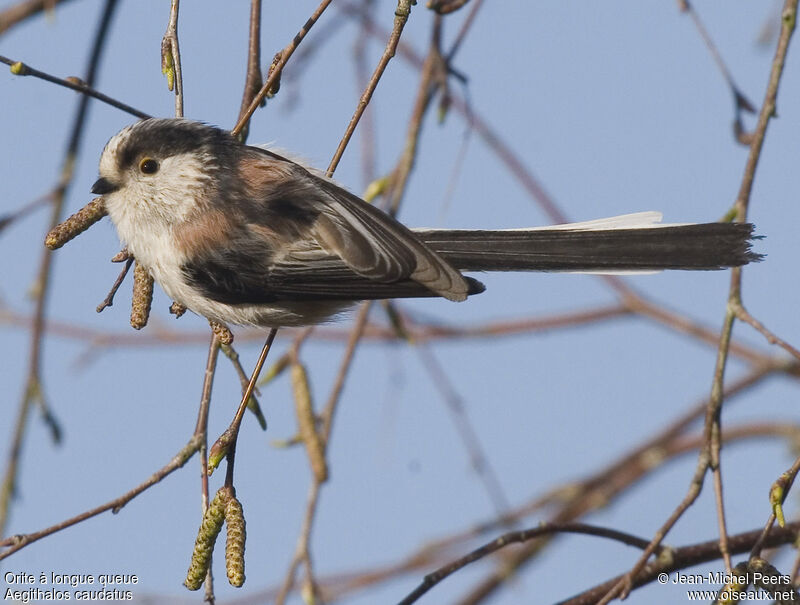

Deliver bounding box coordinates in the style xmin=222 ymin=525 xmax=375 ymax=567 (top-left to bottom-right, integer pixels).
xmin=414 ymin=222 xmax=762 ymax=273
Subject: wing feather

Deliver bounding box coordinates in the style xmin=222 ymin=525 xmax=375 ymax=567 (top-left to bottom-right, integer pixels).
xmin=237 ymin=147 xmax=469 ymax=301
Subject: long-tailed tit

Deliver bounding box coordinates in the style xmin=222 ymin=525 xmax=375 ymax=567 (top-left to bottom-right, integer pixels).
xmin=90 ymin=118 xmax=760 ymax=328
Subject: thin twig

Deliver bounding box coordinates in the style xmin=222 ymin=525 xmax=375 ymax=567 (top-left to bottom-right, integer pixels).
xmin=599 ymin=2 xmax=799 ymax=601
xmin=0 ymin=55 xmax=150 ymax=119
xmin=733 ymin=298 xmax=800 ymax=361
xmin=375 ymin=16 xmax=475 ymax=367
xmin=445 ymin=0 xmax=485 ymax=61
xmin=3 ymin=301 xmax=791 ymax=372
xmin=0 ymin=0 xmax=120 ymax=540
xmin=451 ymin=363 xmax=785 ymax=605
xmin=749 ymin=447 xmax=800 ymax=563
xmin=218 ymin=329 xmax=278 ymax=488
xmin=335 ymin=1 xmax=568 ymax=223
xmin=386 ymin=13 xmax=446 ymax=215
xmin=326 ymin=0 xmax=417 ymax=177
xmin=0 ymin=0 xmax=76 ymax=35
xmin=335 ymin=1 xmax=640 ymax=303
xmin=322 ymin=304 xmax=372 ymax=443
xmin=398 ymin=522 xmax=658 ymax=605
xmin=161 ymin=0 xmax=184 ymax=117
xmin=275 ymin=302 xmax=373 ymax=605
xmin=195 ymin=333 xmax=221 ymax=602
xmin=679 ymin=0 xmax=757 ymax=144
xmin=275 ymin=481 xmax=323 ymax=605
xmin=0 ymin=192 xmax=54 ymax=234
xmin=0 ymin=434 xmax=202 ymax=560
xmin=624 ymin=294 xmax=768 ymax=366
xmin=353 ymin=0 xmax=378 ymax=188
xmin=221 ymin=343 xmax=267 ymax=430
xmin=236 ymin=0 xmax=263 ymax=141
xmin=275 ymin=7 xmax=453 ymax=594
xmin=417 ymin=344 xmax=512 ymax=518
xmin=211 ymin=418 xmax=800 ymax=604
xmin=561 ymin=522 xmax=800 ymax=605
xmin=231 ymin=0 xmax=334 ymax=137
xmin=95 ymin=256 xmax=134 ymax=312
xmin=734 ymin=0 xmax=798 ymax=221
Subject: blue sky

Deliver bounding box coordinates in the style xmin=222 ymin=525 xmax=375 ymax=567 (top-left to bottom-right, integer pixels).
xmin=2 ymin=2 xmax=799 ymax=604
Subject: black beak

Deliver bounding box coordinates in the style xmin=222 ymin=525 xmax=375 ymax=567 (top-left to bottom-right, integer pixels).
xmin=91 ymin=177 xmax=119 ymax=195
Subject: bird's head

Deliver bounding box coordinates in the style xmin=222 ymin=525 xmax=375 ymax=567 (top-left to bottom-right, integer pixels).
xmin=93 ymin=118 xmax=235 ymax=230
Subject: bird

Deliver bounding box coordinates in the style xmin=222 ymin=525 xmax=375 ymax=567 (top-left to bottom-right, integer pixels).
xmin=89 ymin=118 xmax=761 ymax=328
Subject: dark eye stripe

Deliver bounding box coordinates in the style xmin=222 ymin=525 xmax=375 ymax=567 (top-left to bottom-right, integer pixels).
xmin=117 ymin=118 xmax=236 ymax=170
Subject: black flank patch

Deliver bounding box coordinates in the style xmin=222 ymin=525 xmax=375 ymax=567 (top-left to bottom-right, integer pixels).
xmin=182 ymin=255 xmax=278 ymax=305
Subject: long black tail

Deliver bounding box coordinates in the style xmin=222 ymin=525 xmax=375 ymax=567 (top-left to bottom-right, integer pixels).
xmin=415 ymin=223 xmax=761 ymax=273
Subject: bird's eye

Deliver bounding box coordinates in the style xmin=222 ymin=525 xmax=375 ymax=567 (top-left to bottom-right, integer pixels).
xmin=139 ymin=158 xmax=159 ymax=174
